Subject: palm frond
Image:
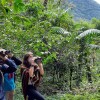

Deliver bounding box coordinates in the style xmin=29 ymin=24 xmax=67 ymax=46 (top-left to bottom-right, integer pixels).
xmin=76 ymin=29 xmax=100 ymax=39
xmin=50 ymin=27 xmax=71 ymax=35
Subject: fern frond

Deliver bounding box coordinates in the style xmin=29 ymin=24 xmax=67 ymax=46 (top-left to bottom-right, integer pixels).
xmin=88 ymin=44 xmax=100 ymax=49
xmin=50 ymin=27 xmax=71 ymax=35
xmin=76 ymin=29 xmax=100 ymax=39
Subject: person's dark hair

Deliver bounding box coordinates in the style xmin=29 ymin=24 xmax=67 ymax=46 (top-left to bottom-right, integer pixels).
xmin=23 ymin=52 xmax=33 ymax=68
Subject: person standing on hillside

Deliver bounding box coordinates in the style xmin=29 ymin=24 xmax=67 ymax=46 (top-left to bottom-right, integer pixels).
xmin=0 ymin=48 xmax=17 ymax=100
xmin=3 ymin=51 xmax=22 ymax=100
xmin=21 ymin=52 xmax=45 ymax=100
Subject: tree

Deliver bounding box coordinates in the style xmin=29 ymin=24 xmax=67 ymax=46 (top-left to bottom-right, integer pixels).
xmin=76 ymin=29 xmax=100 ymax=85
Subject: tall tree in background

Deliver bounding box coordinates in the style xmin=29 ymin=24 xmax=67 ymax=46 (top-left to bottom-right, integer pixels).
xmin=43 ymin=0 xmax=48 ymax=8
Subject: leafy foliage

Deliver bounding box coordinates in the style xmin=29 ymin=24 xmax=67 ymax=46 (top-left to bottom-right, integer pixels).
xmin=0 ymin=0 xmax=100 ymax=99
xmin=76 ymin=29 xmax=100 ymax=39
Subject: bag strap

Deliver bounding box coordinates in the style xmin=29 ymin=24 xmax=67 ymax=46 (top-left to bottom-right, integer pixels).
xmin=21 ymin=68 xmax=28 ymax=80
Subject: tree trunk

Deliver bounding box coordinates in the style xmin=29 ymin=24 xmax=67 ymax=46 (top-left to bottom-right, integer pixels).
xmin=43 ymin=0 xmax=48 ymax=9
xmin=76 ymin=38 xmax=85 ymax=87
xmin=86 ymin=66 xmax=92 ymax=83
xmin=69 ymin=68 xmax=73 ymax=90
xmin=85 ymin=52 xmax=92 ymax=83
xmin=57 ymin=0 xmax=62 ymax=6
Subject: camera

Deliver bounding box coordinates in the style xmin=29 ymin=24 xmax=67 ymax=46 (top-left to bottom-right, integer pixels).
xmin=34 ymin=57 xmax=42 ymax=63
xmin=0 ymin=50 xmax=10 ymax=57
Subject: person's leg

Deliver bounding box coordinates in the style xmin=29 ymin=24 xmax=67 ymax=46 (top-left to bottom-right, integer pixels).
xmin=0 ymin=96 xmax=6 ymax=100
xmin=0 ymin=87 xmax=6 ymax=100
xmin=27 ymin=88 xmax=35 ymax=100
xmin=5 ymin=91 xmax=14 ymax=100
xmin=31 ymin=89 xmax=45 ymax=100
xmin=8 ymin=90 xmax=14 ymax=100
xmin=27 ymin=85 xmax=45 ymax=100
xmin=5 ymin=91 xmax=9 ymax=100
xmin=28 ymin=88 xmax=44 ymax=100
xmin=28 ymin=96 xmax=34 ymax=100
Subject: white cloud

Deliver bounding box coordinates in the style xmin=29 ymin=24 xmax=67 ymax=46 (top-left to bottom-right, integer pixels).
xmin=94 ymin=0 xmax=100 ymax=4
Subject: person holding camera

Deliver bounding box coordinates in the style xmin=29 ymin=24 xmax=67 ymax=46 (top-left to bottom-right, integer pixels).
xmin=21 ymin=52 xmax=45 ymax=100
xmin=4 ymin=51 xmax=22 ymax=100
xmin=0 ymin=49 xmax=17 ymax=100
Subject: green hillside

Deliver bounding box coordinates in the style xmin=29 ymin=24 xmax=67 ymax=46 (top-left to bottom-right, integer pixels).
xmin=68 ymin=0 xmax=100 ymax=20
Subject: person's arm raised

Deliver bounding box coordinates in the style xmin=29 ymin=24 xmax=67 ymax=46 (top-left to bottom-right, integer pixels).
xmin=38 ymin=62 xmax=44 ymax=76
xmin=0 ymin=55 xmax=17 ymax=73
xmin=8 ymin=53 xmax=22 ymax=65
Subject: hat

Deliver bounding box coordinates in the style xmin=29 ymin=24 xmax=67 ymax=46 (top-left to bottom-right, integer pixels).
xmin=0 ymin=48 xmax=6 ymax=52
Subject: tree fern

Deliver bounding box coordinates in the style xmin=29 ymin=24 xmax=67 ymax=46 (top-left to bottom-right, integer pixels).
xmin=76 ymin=29 xmax=100 ymax=39
xmin=50 ymin=26 xmax=70 ymax=35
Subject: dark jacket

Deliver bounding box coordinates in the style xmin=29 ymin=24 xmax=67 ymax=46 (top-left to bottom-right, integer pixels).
xmin=0 ymin=59 xmax=17 ymax=74
xmin=0 ymin=59 xmax=17 ymax=99
xmin=11 ymin=56 xmax=22 ymax=66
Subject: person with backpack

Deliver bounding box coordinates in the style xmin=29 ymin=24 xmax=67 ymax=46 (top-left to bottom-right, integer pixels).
xmin=21 ymin=52 xmax=45 ymax=100
xmin=0 ymin=48 xmax=17 ymax=100
xmin=3 ymin=51 xmax=22 ymax=100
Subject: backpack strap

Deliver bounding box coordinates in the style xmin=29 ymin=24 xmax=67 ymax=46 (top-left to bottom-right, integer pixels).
xmin=21 ymin=68 xmax=28 ymax=80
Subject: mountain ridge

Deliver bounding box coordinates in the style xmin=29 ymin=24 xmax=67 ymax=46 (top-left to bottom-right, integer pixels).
xmin=67 ymin=0 xmax=100 ymax=20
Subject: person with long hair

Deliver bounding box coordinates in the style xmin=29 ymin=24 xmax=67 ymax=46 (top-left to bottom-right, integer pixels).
xmin=21 ymin=52 xmax=45 ymax=100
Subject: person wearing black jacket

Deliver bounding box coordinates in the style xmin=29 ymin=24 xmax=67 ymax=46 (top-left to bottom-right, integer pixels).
xmin=0 ymin=52 xmax=17 ymax=100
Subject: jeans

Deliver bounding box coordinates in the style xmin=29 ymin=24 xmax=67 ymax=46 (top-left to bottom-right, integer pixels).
xmin=0 ymin=96 xmax=6 ymax=100
xmin=0 ymin=85 xmax=6 ymax=100
xmin=27 ymin=85 xmax=45 ymax=100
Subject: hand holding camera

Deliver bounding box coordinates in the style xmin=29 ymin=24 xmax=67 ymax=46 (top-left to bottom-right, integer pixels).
xmin=0 ymin=49 xmax=10 ymax=56
xmin=28 ymin=56 xmax=42 ymax=68
xmin=34 ymin=57 xmax=42 ymax=64
xmin=0 ymin=49 xmax=10 ymax=61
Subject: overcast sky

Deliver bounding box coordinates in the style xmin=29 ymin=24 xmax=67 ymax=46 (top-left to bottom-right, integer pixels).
xmin=94 ymin=0 xmax=100 ymax=4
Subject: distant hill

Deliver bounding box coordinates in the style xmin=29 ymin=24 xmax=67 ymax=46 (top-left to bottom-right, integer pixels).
xmin=67 ymin=0 xmax=100 ymax=20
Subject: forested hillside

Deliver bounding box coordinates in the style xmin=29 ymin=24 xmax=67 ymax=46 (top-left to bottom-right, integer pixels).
xmin=67 ymin=0 xmax=100 ymax=20
xmin=0 ymin=0 xmax=100 ymax=100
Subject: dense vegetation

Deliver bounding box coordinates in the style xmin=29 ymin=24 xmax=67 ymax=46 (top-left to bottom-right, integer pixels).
xmin=0 ymin=0 xmax=100 ymax=100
